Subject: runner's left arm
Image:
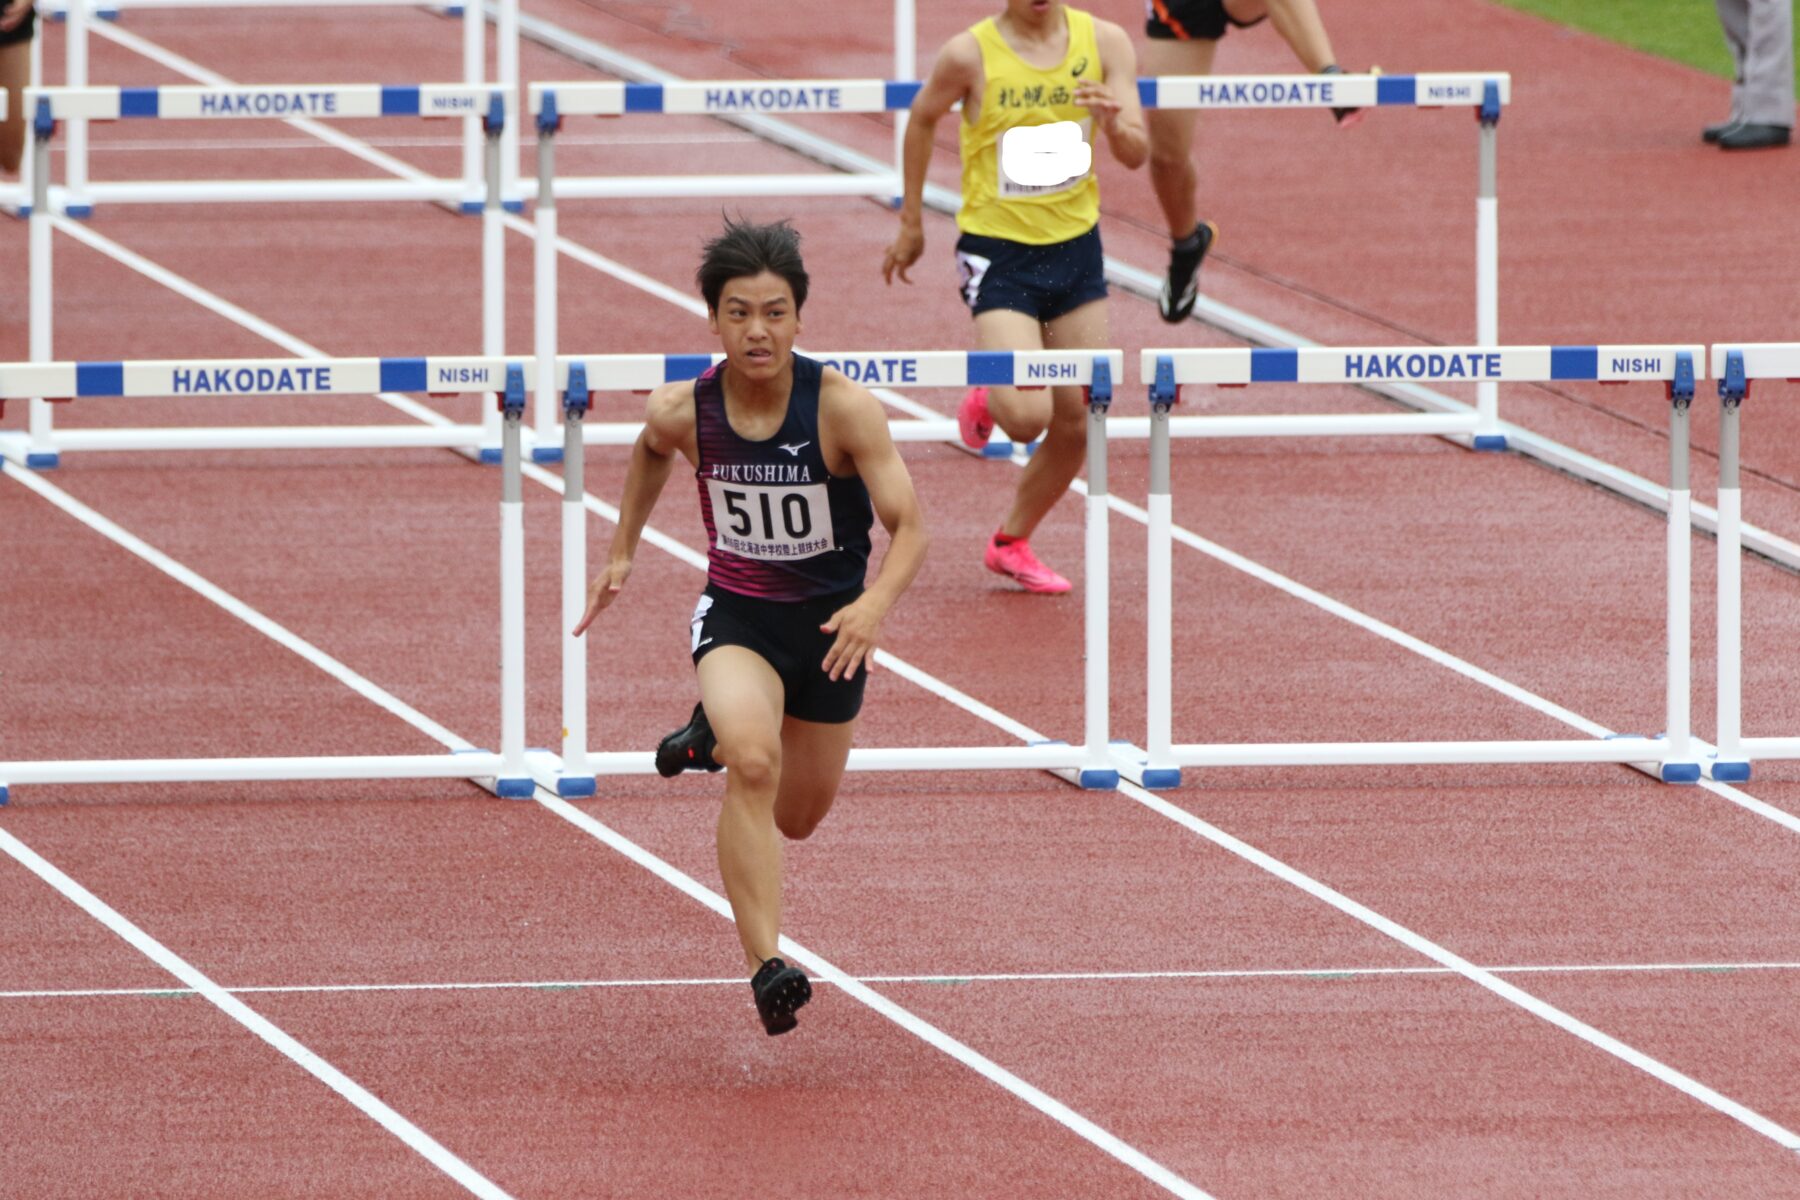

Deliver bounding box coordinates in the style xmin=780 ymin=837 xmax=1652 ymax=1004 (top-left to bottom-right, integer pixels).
xmin=818 ymin=381 xmax=928 ymax=682
xmin=1080 ymin=20 xmax=1149 ymax=170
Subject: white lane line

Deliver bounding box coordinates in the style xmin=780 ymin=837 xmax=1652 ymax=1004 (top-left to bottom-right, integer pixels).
xmin=5 ymin=467 xmax=1211 ymax=1197
xmin=533 ymin=789 xmax=1214 ymax=1200
xmin=10 ymin=959 xmax=1800 ymax=1000
xmin=3 ymin=466 xmax=471 ymax=752
xmin=0 ymin=825 xmax=516 ymax=1200
xmin=32 ymin=191 xmax=1800 ymax=1159
xmin=52 ymin=17 xmax=1800 ymax=1154
xmin=1111 ymin=775 xmax=1800 ymax=1149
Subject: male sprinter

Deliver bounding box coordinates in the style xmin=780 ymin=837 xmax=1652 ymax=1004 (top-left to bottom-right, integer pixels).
xmin=575 ymin=217 xmax=927 ymax=1036
xmin=1143 ymin=0 xmax=1361 ymax=321
xmin=883 ymin=0 xmax=1145 ymax=595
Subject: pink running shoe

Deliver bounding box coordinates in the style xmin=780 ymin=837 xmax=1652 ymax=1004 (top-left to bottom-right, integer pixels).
xmin=957 ymin=386 xmax=994 ymax=450
xmin=984 ymin=535 xmax=1071 ymax=594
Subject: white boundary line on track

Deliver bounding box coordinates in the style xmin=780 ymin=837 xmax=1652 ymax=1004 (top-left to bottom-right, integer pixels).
xmin=80 ymin=16 xmax=1800 ymax=838
xmin=0 ymin=825 xmax=516 ymax=1200
xmin=18 ymin=15 xmax=1800 ymax=1160
xmin=10 ymin=453 xmax=1799 ymax=1157
xmin=10 ymin=959 xmax=1800 ymax=1000
xmin=0 ymin=483 xmax=1214 ymax=1200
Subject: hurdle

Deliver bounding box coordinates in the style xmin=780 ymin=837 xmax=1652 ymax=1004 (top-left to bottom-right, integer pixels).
xmin=0 ymin=353 xmax=536 ymax=806
xmin=1134 ymin=343 xmax=1704 ymax=788
xmin=1706 ymin=343 xmax=1800 ymax=783
xmin=22 ymin=0 xmax=518 ymax=214
xmin=9 ymin=82 xmax=511 ymax=470
xmin=543 ymin=349 xmax=1125 ymax=800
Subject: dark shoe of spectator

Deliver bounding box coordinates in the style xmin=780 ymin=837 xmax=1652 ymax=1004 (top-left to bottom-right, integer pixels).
xmin=1703 ymin=118 xmax=1741 ymax=143
xmin=1718 ymin=123 xmax=1791 ymax=150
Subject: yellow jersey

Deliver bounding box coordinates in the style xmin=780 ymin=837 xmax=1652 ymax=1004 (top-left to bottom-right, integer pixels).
xmin=957 ymin=6 xmax=1103 ymax=245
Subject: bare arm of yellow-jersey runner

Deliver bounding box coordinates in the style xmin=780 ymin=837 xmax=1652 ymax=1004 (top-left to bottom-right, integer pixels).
xmin=883 ymin=31 xmax=981 ymax=286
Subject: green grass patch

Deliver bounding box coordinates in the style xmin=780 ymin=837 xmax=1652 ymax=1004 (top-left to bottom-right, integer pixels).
xmin=1491 ymin=0 xmax=1780 ymax=80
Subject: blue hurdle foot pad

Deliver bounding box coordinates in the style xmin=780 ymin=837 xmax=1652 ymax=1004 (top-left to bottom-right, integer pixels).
xmin=1472 ymin=434 xmax=1508 ymax=451
xmin=459 ymin=200 xmax=485 ymax=214
xmin=477 ymin=447 xmax=504 ymax=464
xmin=65 ymin=204 xmax=94 ymax=220
xmin=531 ymin=446 xmax=565 ymax=464
xmin=1659 ymin=762 xmax=1702 ymax=784
xmin=1140 ymin=768 xmax=1182 ymax=789
xmin=495 ymin=777 xmax=536 ymax=798
xmin=1078 ymin=767 xmax=1120 ymax=790
xmin=502 ymin=199 xmax=526 ymax=214
xmin=1710 ymin=761 xmax=1752 ymax=783
xmin=0 ymin=785 xmax=9 ymax=806
xmin=556 ymin=776 xmax=597 ymax=798
xmin=25 ymin=452 xmax=60 ymax=469
xmin=981 ymin=440 xmax=1016 ymax=458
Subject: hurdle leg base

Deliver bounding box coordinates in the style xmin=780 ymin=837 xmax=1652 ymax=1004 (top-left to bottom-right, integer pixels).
xmin=459 ymin=200 xmax=485 ymax=215
xmin=0 ymin=785 xmax=9 ymax=806
xmin=1078 ymin=767 xmax=1120 ymax=790
xmin=981 ymin=440 xmax=1018 ymax=458
xmin=495 ymin=777 xmax=536 ymax=799
xmin=25 ymin=453 xmax=61 ymax=470
xmin=1472 ymin=435 xmax=1508 ymax=452
xmin=1658 ymin=761 xmax=1702 ymax=785
xmin=64 ymin=204 xmax=94 ymax=220
xmin=1708 ymin=759 xmax=1752 ymax=783
xmin=502 ymin=199 xmax=526 ymax=214
xmin=531 ymin=446 xmax=565 ymax=464
xmin=556 ymin=776 xmax=598 ymax=798
xmin=477 ymin=447 xmax=504 ymax=465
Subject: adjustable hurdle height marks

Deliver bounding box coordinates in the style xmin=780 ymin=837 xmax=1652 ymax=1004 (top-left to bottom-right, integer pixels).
xmin=27 ymin=99 xmax=58 ymax=469
xmin=1472 ymin=81 xmax=1504 ymax=450
xmin=1081 ymin=357 xmax=1118 ymax=790
xmin=478 ymin=93 xmax=507 ymax=463
xmin=1141 ymin=356 xmax=1180 ymax=789
xmin=496 ymin=365 xmax=534 ymax=798
xmin=1713 ymin=350 xmax=1750 ymax=782
xmin=557 ymin=363 xmax=598 ymax=798
xmin=532 ymin=91 xmax=563 ymax=460
xmin=1662 ymin=352 xmax=1701 ymax=784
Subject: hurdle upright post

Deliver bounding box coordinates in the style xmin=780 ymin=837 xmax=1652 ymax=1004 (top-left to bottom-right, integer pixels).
xmin=1661 ymin=351 xmax=1699 ymax=783
xmin=1472 ymin=81 xmax=1503 ymax=448
xmin=891 ymin=0 xmax=916 ymax=206
xmin=1080 ymin=356 xmax=1118 ymax=789
xmin=495 ymin=365 xmax=533 ymax=798
xmin=532 ymin=89 xmax=563 ymax=458
xmin=479 ymin=92 xmax=506 ymax=462
xmin=557 ymin=363 xmax=597 ymax=797
xmin=27 ymin=96 xmax=58 ymax=469
xmin=64 ymin=0 xmax=90 ymax=215
xmin=461 ymin=0 xmax=484 ymax=209
xmin=1713 ymin=349 xmax=1750 ymax=781
xmin=1143 ymin=355 xmax=1179 ymax=788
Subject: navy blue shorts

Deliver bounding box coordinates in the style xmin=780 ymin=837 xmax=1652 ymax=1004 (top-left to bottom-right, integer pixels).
xmin=1145 ymin=0 xmax=1265 ymax=41
xmin=954 ymin=225 xmax=1107 ymax=322
xmin=690 ymin=584 xmax=867 ymax=725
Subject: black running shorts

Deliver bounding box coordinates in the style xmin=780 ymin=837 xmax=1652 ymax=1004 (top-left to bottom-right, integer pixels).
xmin=690 ymin=584 xmax=867 ymax=724
xmin=954 ymin=224 xmax=1107 ymax=322
xmin=1145 ymin=0 xmax=1266 ymax=41
xmin=0 ymin=4 xmax=36 ymax=48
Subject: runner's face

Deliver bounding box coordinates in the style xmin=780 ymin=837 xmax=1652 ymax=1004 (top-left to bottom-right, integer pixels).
xmin=709 ymin=271 xmax=801 ymax=382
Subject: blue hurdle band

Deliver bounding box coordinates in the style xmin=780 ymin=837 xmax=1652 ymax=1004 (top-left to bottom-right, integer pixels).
xmin=1141 ymin=345 xmax=1705 ymax=386
xmin=550 ymin=350 xmax=1126 ymax=393
xmin=26 ymin=84 xmax=502 ymax=122
xmin=0 ymin=357 xmax=526 ymax=400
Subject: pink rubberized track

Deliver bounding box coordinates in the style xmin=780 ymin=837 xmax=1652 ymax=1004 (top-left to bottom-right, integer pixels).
xmin=5 ymin=3 xmax=1800 ymax=1197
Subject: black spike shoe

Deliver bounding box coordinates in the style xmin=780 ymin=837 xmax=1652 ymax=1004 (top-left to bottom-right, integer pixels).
xmin=751 ymin=956 xmax=812 ymax=1036
xmin=654 ymin=702 xmax=723 ymax=778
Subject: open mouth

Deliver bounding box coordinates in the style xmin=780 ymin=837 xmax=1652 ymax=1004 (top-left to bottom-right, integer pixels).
xmin=745 ymin=349 xmax=774 ymax=364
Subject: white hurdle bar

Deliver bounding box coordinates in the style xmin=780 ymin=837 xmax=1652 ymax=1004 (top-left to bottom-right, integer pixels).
xmin=543 ymin=350 xmax=1126 ymax=799
xmin=0 ymin=355 xmax=538 ymax=805
xmin=1137 ymin=71 xmax=1512 ymax=447
xmin=1706 ymin=344 xmax=1800 ymax=781
xmin=1135 ymin=343 xmax=1704 ymax=789
xmin=18 ymin=83 xmax=511 ymax=468
xmin=29 ymin=0 xmax=514 ymax=213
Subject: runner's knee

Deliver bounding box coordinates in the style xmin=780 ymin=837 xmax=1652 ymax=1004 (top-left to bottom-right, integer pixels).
xmin=720 ymin=740 xmax=781 ymax=794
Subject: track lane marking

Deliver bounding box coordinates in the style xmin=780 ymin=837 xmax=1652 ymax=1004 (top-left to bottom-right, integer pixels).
xmin=25 ymin=14 xmax=1800 ymax=1161
xmin=0 ymin=825 xmax=517 ymax=1200
xmin=10 ymin=959 xmax=1800 ymax=1000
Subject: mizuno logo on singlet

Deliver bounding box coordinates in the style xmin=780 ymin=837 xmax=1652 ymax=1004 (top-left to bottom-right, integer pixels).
xmin=778 ymin=441 xmax=811 ymax=457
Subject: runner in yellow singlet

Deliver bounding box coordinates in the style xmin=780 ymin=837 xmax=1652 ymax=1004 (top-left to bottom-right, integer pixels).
xmin=883 ymin=0 xmax=1146 ymax=595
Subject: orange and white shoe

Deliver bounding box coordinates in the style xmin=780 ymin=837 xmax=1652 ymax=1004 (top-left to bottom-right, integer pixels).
xmin=957 ymin=386 xmax=995 ymax=449
xmin=984 ymin=534 xmax=1071 ymax=594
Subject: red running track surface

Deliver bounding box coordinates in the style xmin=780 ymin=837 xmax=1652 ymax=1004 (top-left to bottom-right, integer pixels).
xmin=4 ymin=2 xmax=1800 ymax=1196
